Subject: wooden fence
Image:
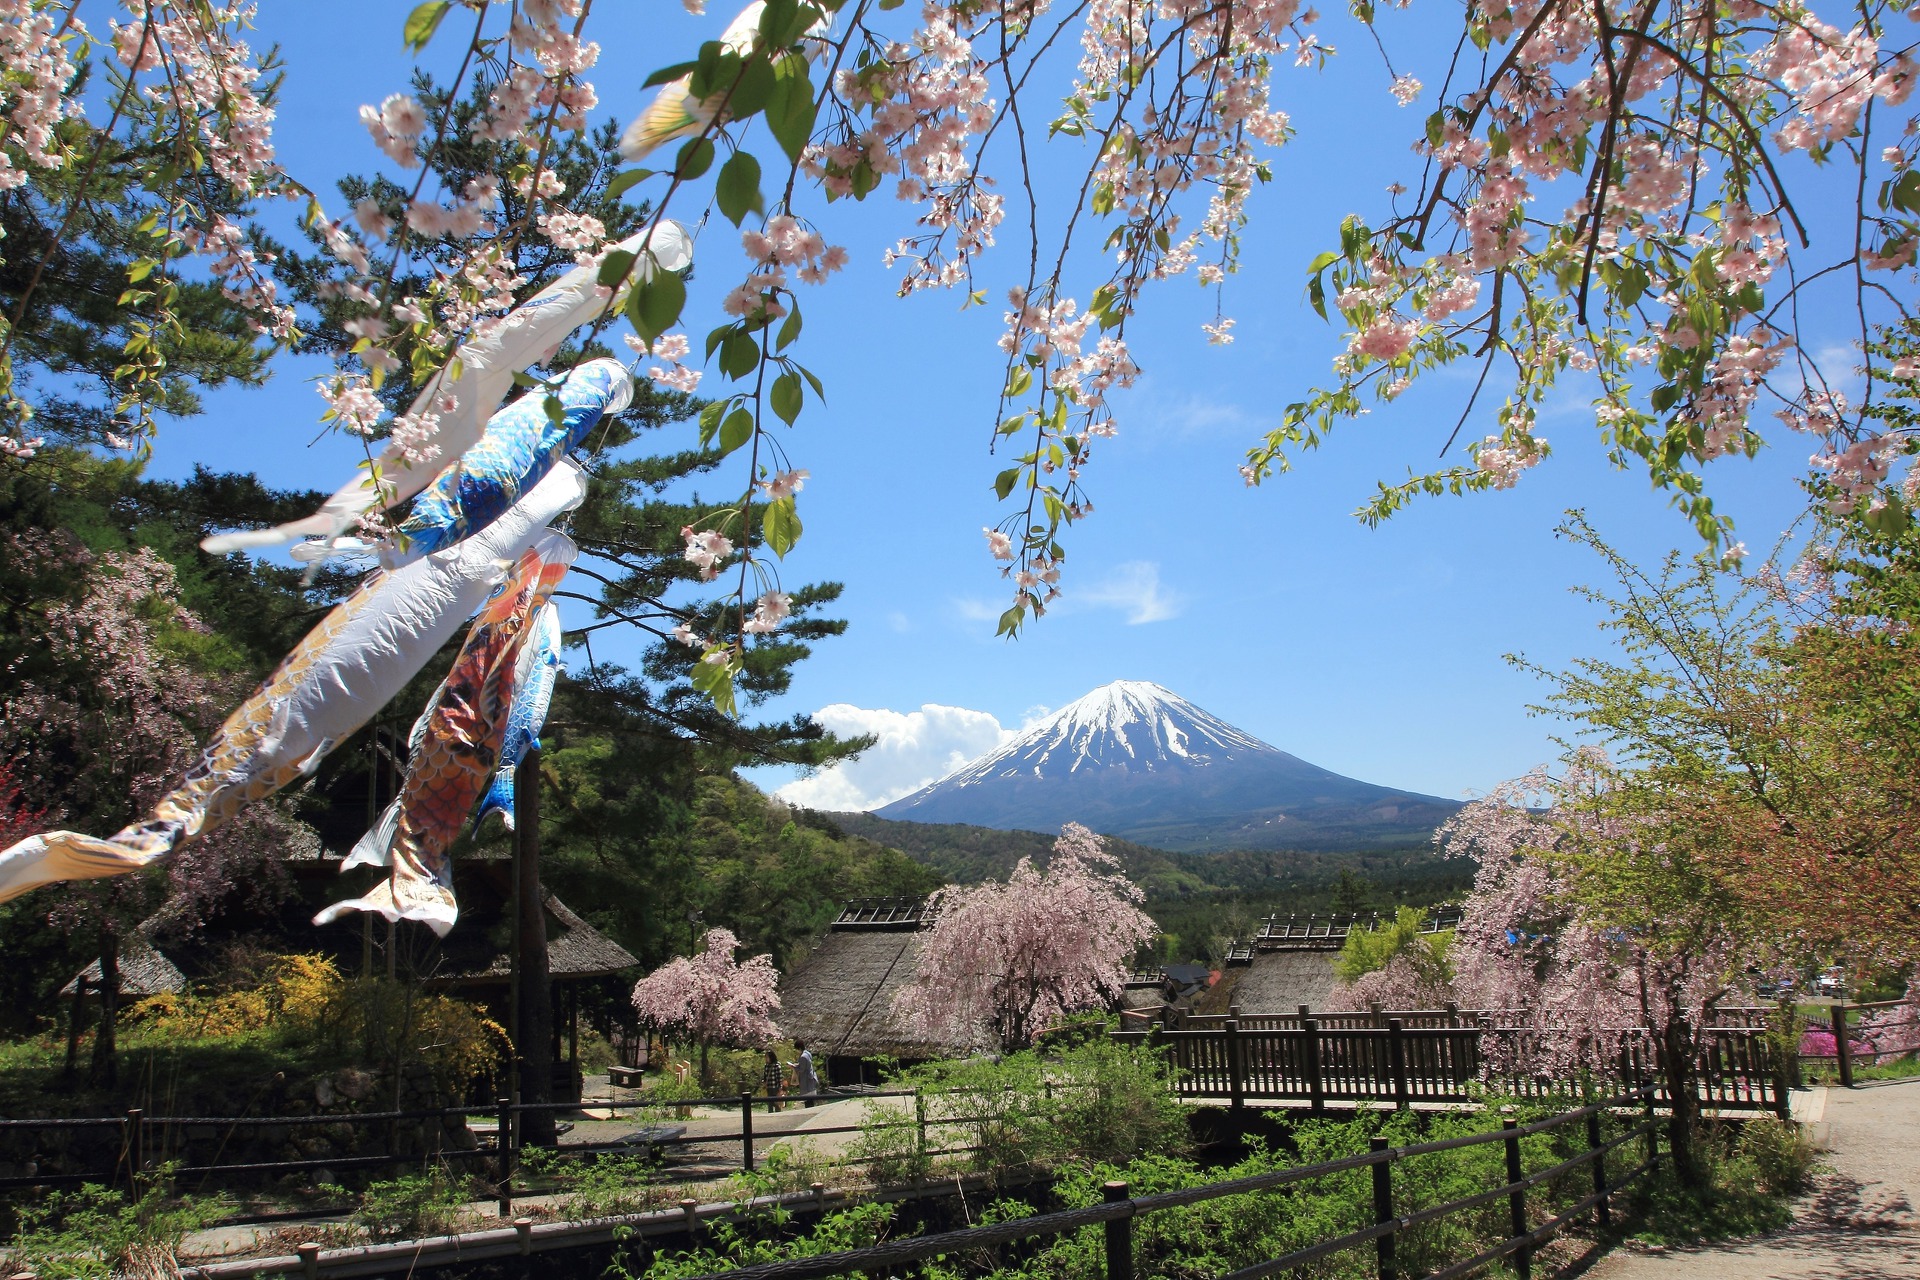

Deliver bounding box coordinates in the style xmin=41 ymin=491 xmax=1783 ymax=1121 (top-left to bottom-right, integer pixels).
xmin=1114 ymin=1020 xmax=1786 ymax=1116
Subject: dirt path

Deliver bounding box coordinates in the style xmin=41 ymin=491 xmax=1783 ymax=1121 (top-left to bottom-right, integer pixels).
xmin=1589 ymin=1078 xmax=1920 ymax=1280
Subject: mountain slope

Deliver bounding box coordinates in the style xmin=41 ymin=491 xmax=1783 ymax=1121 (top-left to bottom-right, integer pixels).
xmin=872 ymin=680 xmax=1459 ymax=852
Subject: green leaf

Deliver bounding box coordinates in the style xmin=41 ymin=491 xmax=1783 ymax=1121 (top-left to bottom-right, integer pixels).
xmin=759 ymin=0 xmax=804 ymax=44
xmin=674 ymin=137 xmax=716 ymax=181
xmin=597 ymin=250 xmax=637 ymax=289
xmin=1425 ymin=110 xmax=1445 ymax=148
xmin=402 ymin=0 xmax=450 ymax=52
xmin=698 ymin=400 xmax=727 ymax=446
xmin=770 ymin=371 xmax=803 ymax=424
xmin=716 ymin=150 xmax=765 ymax=226
xmin=764 ymin=496 xmax=802 ymax=557
xmin=765 ymin=57 xmax=817 ymax=162
xmin=996 ymin=606 xmax=1024 ymax=637
xmin=720 ymin=331 xmax=761 ymax=379
xmin=1006 ymin=366 xmax=1033 ymax=397
xmin=799 ymin=365 xmax=826 ymax=399
xmin=644 ymin=60 xmax=700 ymax=89
xmin=1892 ymin=170 xmax=1920 ymax=215
xmin=775 ymin=302 xmax=803 ymax=352
xmin=543 ymin=395 xmax=564 ymax=427
xmin=606 ymin=169 xmax=654 ymax=201
xmin=628 ymin=269 xmax=687 ymax=344
xmin=993 ymin=467 xmax=1021 ymax=500
xmin=718 ymin=407 xmax=755 ymax=454
xmin=728 ymin=55 xmax=778 ymax=120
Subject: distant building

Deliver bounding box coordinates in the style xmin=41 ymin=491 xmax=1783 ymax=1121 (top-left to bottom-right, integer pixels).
xmin=1197 ymin=909 xmax=1460 ymax=1017
xmin=776 ymin=898 xmax=990 ymax=1086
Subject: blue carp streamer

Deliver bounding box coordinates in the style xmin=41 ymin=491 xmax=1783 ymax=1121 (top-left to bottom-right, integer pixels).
xmin=474 ymin=601 xmax=563 ymax=834
xmin=397 ymin=358 xmax=632 ymax=561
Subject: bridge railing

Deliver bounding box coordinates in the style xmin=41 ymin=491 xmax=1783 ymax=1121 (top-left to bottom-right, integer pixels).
xmin=1113 ymin=1020 xmax=1786 ymax=1115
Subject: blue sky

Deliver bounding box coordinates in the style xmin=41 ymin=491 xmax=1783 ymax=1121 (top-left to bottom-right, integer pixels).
xmin=140 ymin=2 xmax=1830 ymax=817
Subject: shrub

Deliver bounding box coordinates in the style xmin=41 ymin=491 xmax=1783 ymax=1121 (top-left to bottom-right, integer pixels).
xmin=351 ymin=1167 xmax=474 ymax=1241
xmin=8 ymin=1167 xmax=217 ymax=1280
xmin=1732 ymin=1116 xmax=1823 ymax=1195
xmin=846 ymin=1097 xmax=931 ymax=1185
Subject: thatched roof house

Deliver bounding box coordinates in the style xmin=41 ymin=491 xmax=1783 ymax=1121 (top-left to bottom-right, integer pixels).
xmin=60 ymin=934 xmax=186 ymax=998
xmin=778 ymin=898 xmax=989 ymax=1085
xmin=1201 ymin=949 xmax=1339 ymax=1016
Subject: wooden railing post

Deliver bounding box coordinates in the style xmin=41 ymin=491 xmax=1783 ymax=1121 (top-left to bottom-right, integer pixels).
xmin=915 ymin=1089 xmax=929 ymax=1167
xmin=496 ymin=1095 xmax=515 ymax=1217
xmin=1832 ymin=1003 xmax=1854 ymax=1088
xmin=1103 ymin=1180 xmax=1133 ymax=1280
xmin=1388 ymin=1019 xmax=1410 ymax=1111
xmin=741 ymin=1091 xmax=755 ymax=1171
xmin=1303 ymin=1018 xmax=1325 ymax=1114
xmin=1370 ymin=1136 xmax=1396 ymax=1280
xmin=124 ymin=1107 xmax=143 ymax=1190
xmin=1503 ymin=1118 xmax=1531 ymax=1280
xmin=1225 ymin=1018 xmax=1245 ymax=1109
xmin=1586 ymin=1109 xmax=1611 ymax=1231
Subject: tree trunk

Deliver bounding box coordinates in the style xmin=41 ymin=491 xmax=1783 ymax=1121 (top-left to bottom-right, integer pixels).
xmin=515 ymin=750 xmax=556 ymax=1146
xmin=89 ymin=931 xmax=119 ymax=1088
xmin=62 ymin=980 xmax=89 ymax=1084
xmin=1661 ymin=1007 xmax=1700 ymax=1186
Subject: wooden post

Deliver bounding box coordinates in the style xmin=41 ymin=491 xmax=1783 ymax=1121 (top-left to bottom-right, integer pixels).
xmin=297 ymin=1242 xmax=320 ymax=1280
xmin=496 ymin=1096 xmax=515 ymax=1217
xmin=515 ymin=749 xmax=556 ymax=1145
xmin=1586 ymin=1110 xmax=1611 ymax=1230
xmin=1642 ymin=1087 xmax=1659 ymax=1169
xmin=124 ymin=1107 xmax=143 ymax=1189
xmin=1504 ymin=1118 xmax=1531 ymax=1280
xmin=741 ymin=1092 xmax=755 ymax=1171
xmin=1371 ymin=1136 xmax=1396 ymax=1280
xmin=1388 ymin=1019 xmax=1410 ymax=1111
xmin=1303 ymin=1018 xmax=1325 ymax=1114
xmin=1445 ymin=1002 xmax=1460 ymax=1028
xmin=1103 ymin=1180 xmax=1132 ymax=1280
xmin=1225 ymin=1018 xmax=1245 ymax=1109
xmin=1832 ymin=1004 xmax=1854 ymax=1089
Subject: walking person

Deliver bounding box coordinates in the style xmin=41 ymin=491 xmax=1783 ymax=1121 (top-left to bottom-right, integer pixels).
xmin=762 ymin=1047 xmax=785 ymax=1113
xmin=787 ymin=1040 xmax=820 ymax=1107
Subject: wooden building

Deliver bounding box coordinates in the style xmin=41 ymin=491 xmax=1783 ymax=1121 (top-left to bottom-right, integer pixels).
xmin=777 ymin=898 xmax=990 ymax=1085
xmin=59 ymin=855 xmax=637 ymax=1102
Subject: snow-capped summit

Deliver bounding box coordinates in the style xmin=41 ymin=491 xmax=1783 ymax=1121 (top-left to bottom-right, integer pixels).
xmin=943 ymin=680 xmax=1273 ymax=783
xmin=875 ymin=680 xmax=1458 ymax=852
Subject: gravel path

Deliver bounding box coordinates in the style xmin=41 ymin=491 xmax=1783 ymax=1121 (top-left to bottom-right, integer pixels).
xmin=1588 ymin=1078 xmax=1920 ymax=1280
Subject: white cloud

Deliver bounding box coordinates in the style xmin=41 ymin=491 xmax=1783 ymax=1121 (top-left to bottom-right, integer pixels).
xmin=776 ymin=703 xmax=1018 ymax=812
xmin=1076 ymin=560 xmax=1183 ymax=624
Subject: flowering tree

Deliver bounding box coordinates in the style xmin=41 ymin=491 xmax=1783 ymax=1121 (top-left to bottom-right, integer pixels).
xmin=5 ymin=0 xmax=1920 ymax=705
xmin=0 ymin=527 xmax=298 ymax=1082
xmin=1413 ymin=757 xmax=1751 ymax=1183
xmin=895 ymin=822 xmax=1158 ymax=1052
xmin=630 ymin=925 xmax=781 ymax=1083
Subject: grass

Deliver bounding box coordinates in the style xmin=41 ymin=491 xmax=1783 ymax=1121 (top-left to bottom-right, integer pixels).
xmin=0 ymin=1029 xmax=348 ymax=1118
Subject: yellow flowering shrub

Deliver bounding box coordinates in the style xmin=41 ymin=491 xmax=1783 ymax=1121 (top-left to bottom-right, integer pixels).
xmin=128 ymin=954 xmax=510 ymax=1099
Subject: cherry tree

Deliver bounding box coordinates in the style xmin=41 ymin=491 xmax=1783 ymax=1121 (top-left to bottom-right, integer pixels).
xmin=895 ymin=822 xmax=1158 ymax=1053
xmin=0 ymin=529 xmax=298 ymax=1082
xmin=4 ymin=0 xmax=1920 ymax=709
xmin=630 ymin=925 xmax=781 ymax=1083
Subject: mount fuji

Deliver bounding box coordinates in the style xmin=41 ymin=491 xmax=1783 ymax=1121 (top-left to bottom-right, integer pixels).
xmin=872 ymin=680 xmax=1459 ymax=852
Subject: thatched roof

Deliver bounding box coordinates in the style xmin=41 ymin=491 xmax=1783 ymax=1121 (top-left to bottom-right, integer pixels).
xmin=60 ymin=935 xmax=186 ymax=998
xmin=778 ymin=909 xmax=986 ymax=1061
xmin=418 ymin=877 xmax=638 ymax=985
xmin=1202 ymin=948 xmax=1338 ymax=1016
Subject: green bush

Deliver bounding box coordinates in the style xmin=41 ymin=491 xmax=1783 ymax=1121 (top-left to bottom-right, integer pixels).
xmin=8 ymin=1166 xmax=217 ymax=1280
xmin=846 ymin=1097 xmax=932 ymax=1185
xmin=351 ymin=1166 xmax=474 ymax=1240
xmin=1732 ymin=1116 xmax=1823 ymax=1195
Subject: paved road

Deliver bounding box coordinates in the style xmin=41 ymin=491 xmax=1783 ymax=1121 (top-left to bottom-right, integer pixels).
xmin=1590 ymin=1078 xmax=1920 ymax=1279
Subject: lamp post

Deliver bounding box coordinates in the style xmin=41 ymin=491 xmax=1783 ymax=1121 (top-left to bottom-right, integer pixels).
xmin=687 ymin=908 xmax=703 ymax=954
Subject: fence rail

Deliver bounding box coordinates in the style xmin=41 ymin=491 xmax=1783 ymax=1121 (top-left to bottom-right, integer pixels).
xmin=662 ymin=1087 xmax=1659 ymax=1280
xmin=1115 ymin=1020 xmax=1787 ymax=1116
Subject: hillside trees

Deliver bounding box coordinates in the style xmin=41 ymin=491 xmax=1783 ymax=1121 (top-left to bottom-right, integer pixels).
xmin=895 ymin=823 xmax=1158 ymax=1052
